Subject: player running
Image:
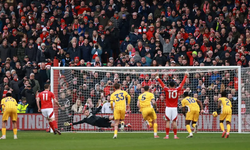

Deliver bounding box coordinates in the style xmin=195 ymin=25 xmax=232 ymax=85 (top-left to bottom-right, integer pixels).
xmin=0 ymin=92 xmax=18 ymax=139
xmin=137 ymin=86 xmax=159 ymax=138
xmin=156 ymin=72 xmax=188 ymax=139
xmin=36 ymin=83 xmax=61 ymax=135
xmin=181 ymin=92 xmax=204 ymax=138
xmin=213 ymin=91 xmax=232 ymax=138
xmin=64 ymin=103 xmax=131 ymax=129
xmin=110 ymin=83 xmax=131 ymax=139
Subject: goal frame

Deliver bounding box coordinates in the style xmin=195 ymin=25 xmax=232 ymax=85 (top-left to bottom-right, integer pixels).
xmin=50 ymin=66 xmax=242 ymax=133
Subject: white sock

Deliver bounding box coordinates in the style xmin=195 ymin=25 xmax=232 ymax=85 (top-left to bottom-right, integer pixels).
xmin=190 ymin=132 xmax=193 ymax=136
xmin=2 ymin=135 xmax=6 ymax=138
xmin=154 ymin=133 xmax=157 ymax=136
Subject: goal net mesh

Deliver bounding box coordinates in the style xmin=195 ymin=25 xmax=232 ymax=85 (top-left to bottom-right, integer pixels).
xmin=51 ymin=67 xmax=248 ymax=133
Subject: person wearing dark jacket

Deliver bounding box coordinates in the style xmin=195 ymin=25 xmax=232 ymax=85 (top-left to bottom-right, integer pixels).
xmin=9 ymin=74 xmax=20 ymax=101
xmin=59 ymin=29 xmax=70 ymax=50
xmin=81 ymin=39 xmax=92 ymax=62
xmin=15 ymin=62 xmax=24 ymax=79
xmin=120 ymin=36 xmax=131 ymax=53
xmin=36 ymin=43 xmax=47 ymax=63
xmin=0 ymin=39 xmax=10 ymax=63
xmin=8 ymin=29 xmax=21 ymax=44
xmin=98 ymin=33 xmax=110 ymax=63
xmin=38 ymin=63 xmax=49 ymax=90
xmin=9 ymin=40 xmax=18 ymax=59
xmin=153 ymin=50 xmax=167 ymax=66
xmin=68 ymin=42 xmax=81 ymax=61
xmin=119 ymin=14 xmax=130 ymax=40
xmin=21 ymin=84 xmax=36 ymax=113
xmin=129 ymin=12 xmax=141 ymax=31
xmin=47 ymin=43 xmax=58 ymax=60
xmin=129 ymin=27 xmax=142 ymax=47
xmin=25 ymin=43 xmax=37 ymax=62
xmin=22 ymin=62 xmax=34 ymax=77
xmin=17 ymin=41 xmax=26 ymax=65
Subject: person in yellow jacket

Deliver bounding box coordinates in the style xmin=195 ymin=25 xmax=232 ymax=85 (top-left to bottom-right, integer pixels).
xmin=17 ymin=98 xmax=29 ymax=113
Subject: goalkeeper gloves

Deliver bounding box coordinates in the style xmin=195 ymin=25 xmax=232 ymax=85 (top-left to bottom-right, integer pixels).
xmin=64 ymin=122 xmax=72 ymax=126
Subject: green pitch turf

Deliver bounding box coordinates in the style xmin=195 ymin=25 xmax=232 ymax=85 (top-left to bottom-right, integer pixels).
xmin=0 ymin=131 xmax=249 ymax=150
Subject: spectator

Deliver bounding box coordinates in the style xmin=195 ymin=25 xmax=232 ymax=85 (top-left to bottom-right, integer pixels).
xmin=21 ymin=83 xmax=36 ymax=113
xmin=71 ymin=99 xmax=84 ymax=114
xmin=68 ymin=42 xmax=81 ymax=61
xmin=157 ymin=29 xmax=176 ymax=55
xmin=101 ymin=95 xmax=113 ymax=113
xmin=29 ymin=73 xmax=40 ymax=94
xmin=9 ymin=74 xmax=20 ymax=100
xmin=17 ymin=98 xmax=29 ymax=113
xmin=0 ymin=39 xmax=10 ymax=63
xmin=156 ymin=94 xmax=165 ymax=113
xmin=91 ymin=44 xmax=102 ymax=62
xmin=119 ymin=14 xmax=130 ymax=40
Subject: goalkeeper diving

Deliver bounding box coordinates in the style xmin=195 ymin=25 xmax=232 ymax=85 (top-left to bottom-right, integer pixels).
xmin=64 ymin=102 xmax=131 ymax=129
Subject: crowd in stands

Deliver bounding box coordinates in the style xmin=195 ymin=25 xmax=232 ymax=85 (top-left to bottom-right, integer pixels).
xmin=0 ymin=0 xmax=249 ymax=116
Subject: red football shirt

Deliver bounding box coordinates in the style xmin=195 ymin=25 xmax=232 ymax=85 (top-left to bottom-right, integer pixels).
xmin=157 ymin=75 xmax=187 ymax=107
xmin=38 ymin=90 xmax=55 ymax=109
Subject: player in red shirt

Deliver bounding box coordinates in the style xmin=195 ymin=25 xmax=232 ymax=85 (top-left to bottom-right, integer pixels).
xmin=156 ymin=72 xmax=188 ymax=139
xmin=36 ymin=84 xmax=61 ymax=135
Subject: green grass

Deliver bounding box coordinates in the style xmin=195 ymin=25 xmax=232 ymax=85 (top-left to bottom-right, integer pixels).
xmin=0 ymin=131 xmax=249 ymax=150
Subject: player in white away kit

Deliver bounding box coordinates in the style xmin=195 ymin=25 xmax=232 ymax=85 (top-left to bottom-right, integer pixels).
xmin=156 ymin=72 xmax=188 ymax=139
xmin=36 ymin=84 xmax=61 ymax=135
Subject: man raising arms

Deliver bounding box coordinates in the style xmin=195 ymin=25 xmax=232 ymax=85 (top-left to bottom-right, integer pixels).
xmin=110 ymin=83 xmax=131 ymax=139
xmin=37 ymin=83 xmax=61 ymax=135
xmin=156 ymin=72 xmax=188 ymax=139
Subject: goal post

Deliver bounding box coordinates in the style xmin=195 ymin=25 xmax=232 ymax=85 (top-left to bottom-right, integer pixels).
xmin=50 ymin=66 xmax=247 ymax=133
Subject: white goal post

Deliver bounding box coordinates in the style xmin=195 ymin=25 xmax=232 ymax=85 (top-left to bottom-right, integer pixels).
xmin=50 ymin=66 xmax=249 ymax=133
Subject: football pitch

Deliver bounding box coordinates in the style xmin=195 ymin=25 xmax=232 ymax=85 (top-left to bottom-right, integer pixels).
xmin=0 ymin=131 xmax=249 ymax=150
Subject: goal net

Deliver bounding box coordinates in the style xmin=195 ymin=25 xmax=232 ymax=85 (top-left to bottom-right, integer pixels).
xmin=50 ymin=66 xmax=248 ymax=133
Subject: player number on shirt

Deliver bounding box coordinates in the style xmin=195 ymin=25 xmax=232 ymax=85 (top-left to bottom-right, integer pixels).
xmin=141 ymin=94 xmax=146 ymax=101
xmin=187 ymin=98 xmax=196 ymax=103
xmin=115 ymin=93 xmax=124 ymax=102
xmin=168 ymin=90 xmax=177 ymax=99
xmin=43 ymin=93 xmax=48 ymax=101
xmin=225 ymin=99 xmax=230 ymax=106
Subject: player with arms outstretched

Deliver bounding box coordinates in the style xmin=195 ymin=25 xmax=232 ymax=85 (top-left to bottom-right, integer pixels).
xmin=0 ymin=92 xmax=18 ymax=139
xmin=181 ymin=92 xmax=204 ymax=138
xmin=110 ymin=83 xmax=131 ymax=139
xmin=64 ymin=103 xmax=131 ymax=128
xmin=156 ymin=72 xmax=188 ymax=139
xmin=137 ymin=86 xmax=159 ymax=138
xmin=213 ymin=91 xmax=232 ymax=138
xmin=36 ymin=83 xmax=61 ymax=135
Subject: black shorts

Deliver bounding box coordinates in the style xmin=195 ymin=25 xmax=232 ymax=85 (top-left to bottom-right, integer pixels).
xmin=95 ymin=117 xmax=112 ymax=128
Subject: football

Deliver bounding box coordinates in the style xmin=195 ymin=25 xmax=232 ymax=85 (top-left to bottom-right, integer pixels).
xmin=212 ymin=111 xmax=218 ymax=117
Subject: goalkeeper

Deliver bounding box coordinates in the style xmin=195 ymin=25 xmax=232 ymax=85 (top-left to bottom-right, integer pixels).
xmin=64 ymin=102 xmax=131 ymax=128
